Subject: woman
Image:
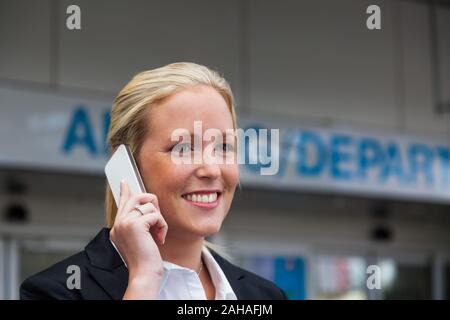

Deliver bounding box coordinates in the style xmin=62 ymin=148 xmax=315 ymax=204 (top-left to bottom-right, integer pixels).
xmin=20 ymin=62 xmax=287 ymax=300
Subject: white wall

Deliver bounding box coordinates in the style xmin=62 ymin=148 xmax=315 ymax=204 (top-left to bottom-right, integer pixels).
xmin=248 ymin=0 xmax=398 ymax=129
xmin=0 ymin=0 xmax=52 ymax=83
xmin=0 ymin=0 xmax=449 ymax=136
xmin=57 ymin=0 xmax=242 ymax=101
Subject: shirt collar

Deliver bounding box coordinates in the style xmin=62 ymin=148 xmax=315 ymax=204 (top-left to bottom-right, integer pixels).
xmin=200 ymin=246 xmax=237 ymax=300
xmin=160 ymin=246 xmax=237 ymax=300
xmin=109 ymin=239 xmax=237 ymax=299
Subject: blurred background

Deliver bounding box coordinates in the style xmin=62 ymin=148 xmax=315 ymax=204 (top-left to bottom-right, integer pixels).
xmin=1 ymin=0 xmax=450 ymax=300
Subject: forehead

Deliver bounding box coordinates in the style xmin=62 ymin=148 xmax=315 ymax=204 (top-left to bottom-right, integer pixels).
xmin=147 ymin=85 xmax=234 ymax=137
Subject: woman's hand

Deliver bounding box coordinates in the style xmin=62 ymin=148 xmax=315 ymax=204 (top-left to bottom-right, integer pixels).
xmin=110 ymin=180 xmax=168 ymax=299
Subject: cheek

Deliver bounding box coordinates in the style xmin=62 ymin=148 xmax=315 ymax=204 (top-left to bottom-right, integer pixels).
xmin=223 ymin=164 xmax=239 ymax=191
xmin=150 ymin=163 xmax=192 ymax=197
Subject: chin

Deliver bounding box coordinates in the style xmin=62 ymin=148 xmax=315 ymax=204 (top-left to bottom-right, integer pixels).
xmin=194 ymin=221 xmax=223 ymax=237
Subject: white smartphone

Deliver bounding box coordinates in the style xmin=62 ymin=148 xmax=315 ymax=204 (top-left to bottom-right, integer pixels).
xmin=104 ymin=144 xmax=146 ymax=207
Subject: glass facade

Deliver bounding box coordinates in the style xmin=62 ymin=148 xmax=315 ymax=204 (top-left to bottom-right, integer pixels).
xmin=235 ymin=254 xmax=307 ymax=300
xmin=315 ymin=255 xmax=367 ymax=300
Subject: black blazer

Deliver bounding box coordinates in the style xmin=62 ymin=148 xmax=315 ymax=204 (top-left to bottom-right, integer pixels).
xmin=20 ymin=228 xmax=288 ymax=300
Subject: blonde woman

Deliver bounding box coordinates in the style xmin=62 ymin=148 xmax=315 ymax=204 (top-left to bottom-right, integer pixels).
xmin=20 ymin=62 xmax=288 ymax=300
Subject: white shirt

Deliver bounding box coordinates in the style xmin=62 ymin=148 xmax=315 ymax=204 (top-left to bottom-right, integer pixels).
xmin=110 ymin=240 xmax=237 ymax=300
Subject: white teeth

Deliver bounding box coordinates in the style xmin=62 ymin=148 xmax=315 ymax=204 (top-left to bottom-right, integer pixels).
xmin=184 ymin=192 xmax=218 ymax=203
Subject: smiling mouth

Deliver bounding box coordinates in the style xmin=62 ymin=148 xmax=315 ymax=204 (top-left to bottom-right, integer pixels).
xmin=181 ymin=191 xmax=222 ymax=208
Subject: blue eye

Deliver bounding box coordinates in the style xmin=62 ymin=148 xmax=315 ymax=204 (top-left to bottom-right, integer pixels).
xmin=216 ymin=143 xmax=235 ymax=152
xmin=171 ymin=142 xmax=194 ymax=155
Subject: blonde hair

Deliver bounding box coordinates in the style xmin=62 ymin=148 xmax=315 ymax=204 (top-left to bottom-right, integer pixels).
xmin=105 ymin=62 xmax=238 ymax=233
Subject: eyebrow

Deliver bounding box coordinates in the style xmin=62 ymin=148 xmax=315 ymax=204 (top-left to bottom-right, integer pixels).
xmin=167 ymin=131 xmax=236 ymax=143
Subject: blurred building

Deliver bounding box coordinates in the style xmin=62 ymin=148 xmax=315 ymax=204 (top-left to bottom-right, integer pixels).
xmin=1 ymin=0 xmax=450 ymax=300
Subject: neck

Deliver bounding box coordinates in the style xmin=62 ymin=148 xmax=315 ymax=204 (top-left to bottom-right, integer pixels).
xmin=158 ymin=232 xmax=204 ymax=271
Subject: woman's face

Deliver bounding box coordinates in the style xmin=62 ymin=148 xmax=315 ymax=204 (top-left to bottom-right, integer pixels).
xmin=137 ymin=85 xmax=239 ymax=240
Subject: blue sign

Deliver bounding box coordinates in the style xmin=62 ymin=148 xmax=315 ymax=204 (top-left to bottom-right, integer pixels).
xmin=240 ymin=121 xmax=450 ymax=203
xmin=61 ymin=106 xmax=110 ymax=157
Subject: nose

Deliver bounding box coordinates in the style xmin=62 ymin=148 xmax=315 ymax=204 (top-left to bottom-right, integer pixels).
xmin=195 ymin=162 xmax=221 ymax=180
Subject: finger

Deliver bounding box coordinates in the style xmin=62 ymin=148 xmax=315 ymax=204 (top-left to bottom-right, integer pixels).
xmin=117 ymin=180 xmax=131 ymax=215
xmin=158 ymin=222 xmax=168 ymax=245
xmin=134 ymin=203 xmax=157 ymax=215
xmin=122 ymin=193 xmax=159 ymax=216
xmin=139 ymin=193 xmax=159 ymax=209
xmin=140 ymin=212 xmax=168 ymax=245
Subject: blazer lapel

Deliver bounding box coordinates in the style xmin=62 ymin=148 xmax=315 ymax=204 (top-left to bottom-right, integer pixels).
xmin=84 ymin=229 xmax=248 ymax=300
xmin=210 ymin=250 xmax=247 ymax=299
xmin=85 ymin=228 xmax=128 ymax=300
